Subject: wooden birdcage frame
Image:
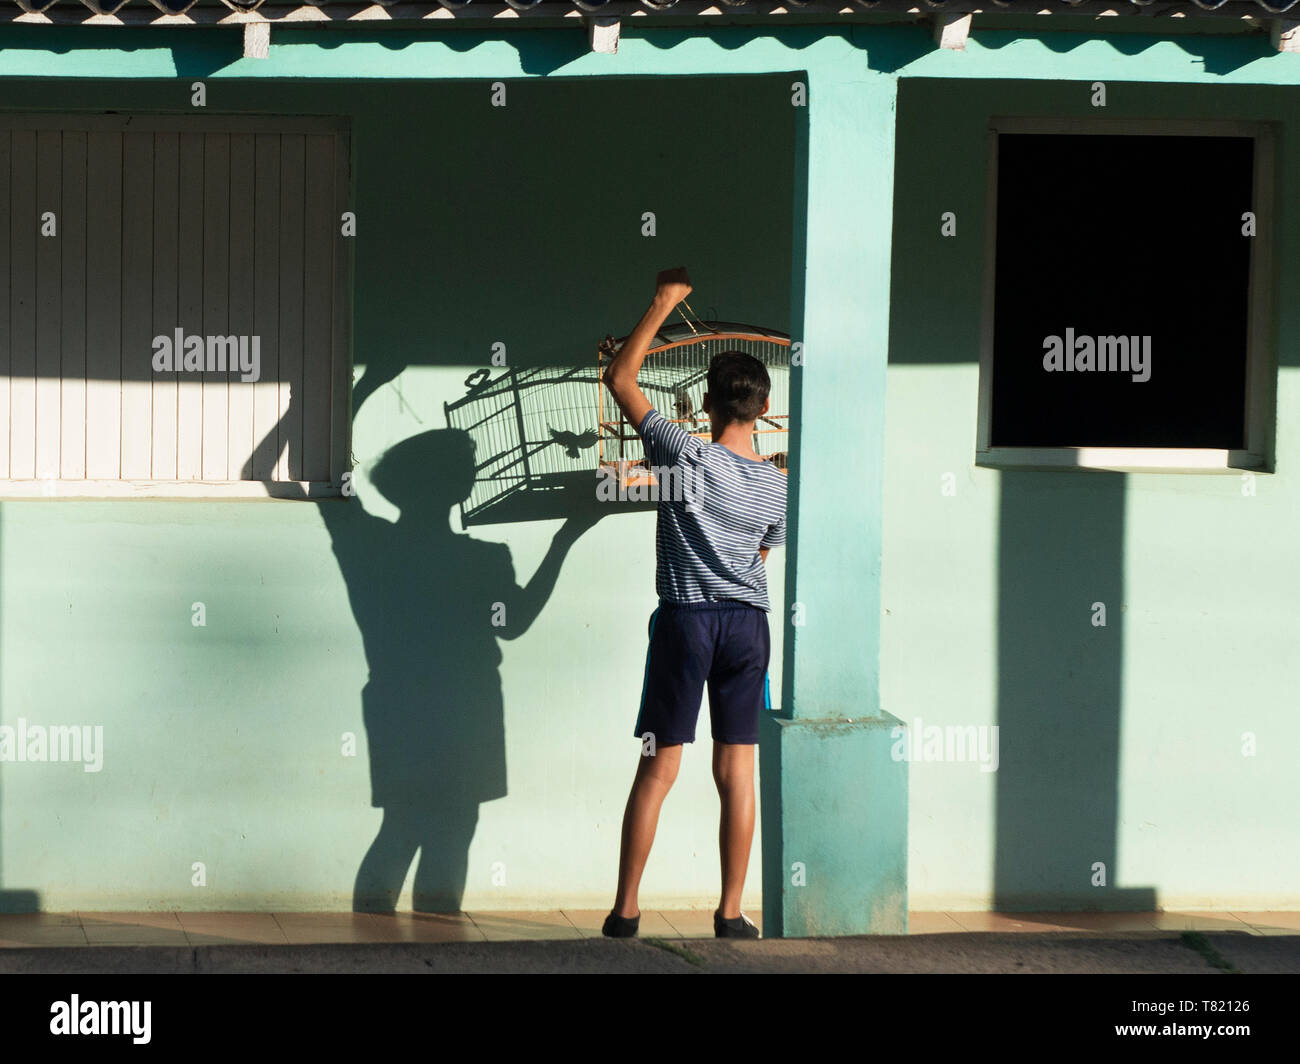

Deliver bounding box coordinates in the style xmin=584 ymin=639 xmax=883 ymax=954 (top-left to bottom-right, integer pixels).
xmin=597 ymin=321 xmax=791 ymax=489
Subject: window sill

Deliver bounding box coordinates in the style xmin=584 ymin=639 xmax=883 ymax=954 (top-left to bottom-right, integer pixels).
xmin=0 ymin=480 xmax=343 ymax=500
xmin=975 ymin=448 xmax=1268 ymax=474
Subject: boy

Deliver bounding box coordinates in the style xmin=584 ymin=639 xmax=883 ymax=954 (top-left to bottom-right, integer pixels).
xmin=601 ymin=267 xmax=788 ymax=940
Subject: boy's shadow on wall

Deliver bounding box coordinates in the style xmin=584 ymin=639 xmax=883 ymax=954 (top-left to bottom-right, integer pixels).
xmin=247 ymin=391 xmax=601 ymax=913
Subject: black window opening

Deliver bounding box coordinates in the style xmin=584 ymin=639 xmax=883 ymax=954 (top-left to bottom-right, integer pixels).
xmin=989 ymin=132 xmax=1255 ymax=451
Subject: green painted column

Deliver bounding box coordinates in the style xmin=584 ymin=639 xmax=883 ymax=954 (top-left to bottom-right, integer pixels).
xmin=761 ymin=62 xmax=908 ymax=938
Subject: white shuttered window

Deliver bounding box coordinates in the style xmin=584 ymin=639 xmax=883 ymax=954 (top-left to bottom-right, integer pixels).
xmin=0 ymin=115 xmax=351 ymax=498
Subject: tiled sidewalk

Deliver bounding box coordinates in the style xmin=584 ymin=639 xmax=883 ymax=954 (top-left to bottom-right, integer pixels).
xmin=0 ymin=910 xmax=1296 ymax=947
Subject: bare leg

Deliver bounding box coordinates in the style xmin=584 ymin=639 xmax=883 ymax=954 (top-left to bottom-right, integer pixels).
xmin=713 ymin=742 xmax=756 ymax=920
xmin=613 ymin=743 xmax=683 ymax=918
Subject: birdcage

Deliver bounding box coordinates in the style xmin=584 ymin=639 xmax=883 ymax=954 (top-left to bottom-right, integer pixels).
xmin=597 ymin=321 xmax=790 ymax=490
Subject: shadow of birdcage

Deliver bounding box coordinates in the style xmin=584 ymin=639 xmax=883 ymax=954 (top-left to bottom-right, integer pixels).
xmin=444 ymin=364 xmax=618 ymax=526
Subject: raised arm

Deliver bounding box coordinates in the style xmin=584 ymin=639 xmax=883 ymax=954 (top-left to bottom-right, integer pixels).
xmin=604 ymin=267 xmax=693 ymax=431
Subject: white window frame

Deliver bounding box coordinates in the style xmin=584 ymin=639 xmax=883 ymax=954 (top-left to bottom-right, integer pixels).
xmin=976 ymin=116 xmax=1276 ymax=474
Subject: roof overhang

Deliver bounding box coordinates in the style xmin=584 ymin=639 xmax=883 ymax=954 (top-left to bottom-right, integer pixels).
xmin=3 ymin=1 xmax=1298 ymax=56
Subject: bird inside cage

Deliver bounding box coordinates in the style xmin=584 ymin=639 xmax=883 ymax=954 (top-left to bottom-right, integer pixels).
xmin=673 ymin=388 xmax=694 ymax=421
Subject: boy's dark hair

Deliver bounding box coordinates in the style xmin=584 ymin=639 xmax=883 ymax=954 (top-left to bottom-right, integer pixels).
xmin=706 ymin=350 xmax=771 ymax=425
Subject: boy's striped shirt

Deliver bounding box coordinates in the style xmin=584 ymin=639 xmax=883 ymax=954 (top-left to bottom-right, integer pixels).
xmin=638 ymin=408 xmax=787 ymax=612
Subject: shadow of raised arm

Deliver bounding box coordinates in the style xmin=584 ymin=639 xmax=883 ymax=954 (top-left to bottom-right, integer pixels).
xmin=498 ymin=510 xmax=603 ymax=641
xmin=240 ymin=391 xmax=374 ymax=549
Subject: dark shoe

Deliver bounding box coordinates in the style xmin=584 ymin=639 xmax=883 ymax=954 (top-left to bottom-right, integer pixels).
xmin=602 ymin=911 xmax=640 ymax=938
xmin=714 ymin=911 xmax=761 ymax=939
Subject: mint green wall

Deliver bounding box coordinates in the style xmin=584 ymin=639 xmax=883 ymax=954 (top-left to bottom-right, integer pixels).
xmin=0 ymin=73 xmax=796 ymax=911
xmin=886 ymin=77 xmax=1300 ymax=910
xmin=1 ymin=22 xmax=1299 ymax=914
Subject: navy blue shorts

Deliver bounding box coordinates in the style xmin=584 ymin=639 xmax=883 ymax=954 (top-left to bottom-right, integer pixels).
xmin=633 ymin=600 xmax=772 ymax=746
